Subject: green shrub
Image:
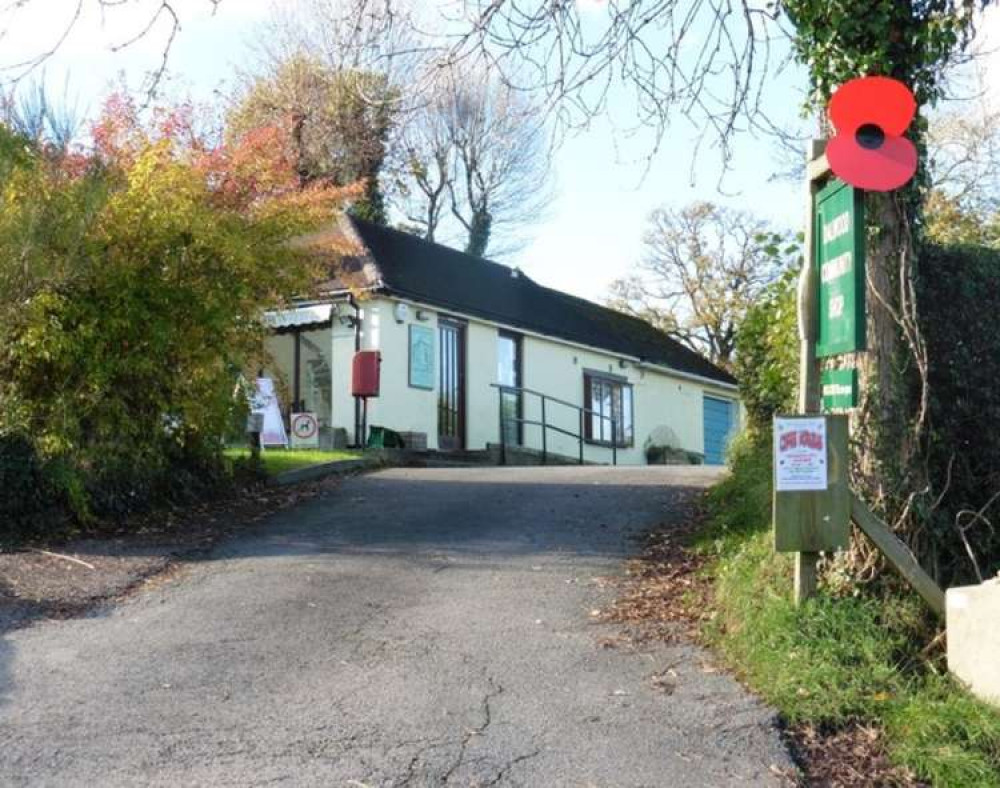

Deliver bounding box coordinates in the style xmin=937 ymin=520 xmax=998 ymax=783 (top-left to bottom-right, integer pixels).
xmin=733 ymin=268 xmax=798 ymax=435
xmin=0 ymin=98 xmax=351 ymax=533
xmin=700 ymin=433 xmax=774 ymax=549
xmin=730 ymin=240 xmax=1000 ymax=582
xmin=0 ymin=431 xmax=67 ymax=541
xmin=918 ymin=243 xmax=1000 ymax=584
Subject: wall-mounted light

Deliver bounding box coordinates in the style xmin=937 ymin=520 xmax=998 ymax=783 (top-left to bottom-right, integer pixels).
xmin=415 ymin=309 xmax=430 ymax=322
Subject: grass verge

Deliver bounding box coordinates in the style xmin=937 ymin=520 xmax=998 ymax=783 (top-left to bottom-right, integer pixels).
xmin=700 ymin=435 xmax=1000 ymax=786
xmin=224 ymin=448 xmax=360 ymax=477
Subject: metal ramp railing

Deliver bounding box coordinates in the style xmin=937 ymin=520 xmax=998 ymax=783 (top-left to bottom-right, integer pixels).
xmin=490 ymin=383 xmax=620 ymax=466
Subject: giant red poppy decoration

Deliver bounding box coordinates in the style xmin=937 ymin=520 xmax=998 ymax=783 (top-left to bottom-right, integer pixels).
xmin=827 ymin=76 xmax=917 ymax=192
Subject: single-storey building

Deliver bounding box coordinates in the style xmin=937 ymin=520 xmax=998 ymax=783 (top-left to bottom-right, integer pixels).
xmin=262 ymin=216 xmax=740 ymax=465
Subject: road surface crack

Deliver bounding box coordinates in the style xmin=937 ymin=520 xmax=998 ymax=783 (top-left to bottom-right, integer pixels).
xmin=483 ymin=748 xmax=542 ymax=787
xmin=441 ymin=677 xmax=504 ymax=785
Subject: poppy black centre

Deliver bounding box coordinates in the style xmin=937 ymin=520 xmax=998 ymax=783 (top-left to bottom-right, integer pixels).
xmin=856 ymin=123 xmax=886 ymax=150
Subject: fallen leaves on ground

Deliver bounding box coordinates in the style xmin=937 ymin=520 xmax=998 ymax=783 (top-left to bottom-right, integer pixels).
xmin=786 ymin=724 xmax=925 ymax=787
xmin=602 ymin=494 xmax=923 ymax=788
xmin=597 ymin=504 xmax=713 ymax=644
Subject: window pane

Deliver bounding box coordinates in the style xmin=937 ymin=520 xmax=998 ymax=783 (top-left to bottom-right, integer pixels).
xmin=589 ymin=378 xmax=600 ymax=439
xmin=622 ymin=386 xmax=634 ymax=446
xmin=601 ymin=383 xmax=613 ymax=442
xmin=497 ymin=336 xmax=516 ymax=386
xmin=611 ymin=386 xmax=622 ymax=444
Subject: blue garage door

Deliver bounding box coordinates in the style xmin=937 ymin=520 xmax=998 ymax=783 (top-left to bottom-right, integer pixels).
xmin=703 ymin=396 xmax=736 ymax=466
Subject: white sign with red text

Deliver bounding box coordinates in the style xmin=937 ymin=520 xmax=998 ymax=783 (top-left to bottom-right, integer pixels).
xmin=252 ymin=377 xmax=288 ymax=448
xmin=774 ymin=417 xmax=828 ymax=492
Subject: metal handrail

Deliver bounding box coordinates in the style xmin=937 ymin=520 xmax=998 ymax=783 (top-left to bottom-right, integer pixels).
xmin=490 ymin=382 xmax=620 ymax=466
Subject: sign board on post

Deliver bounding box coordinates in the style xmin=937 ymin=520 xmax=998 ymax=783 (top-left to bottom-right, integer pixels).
xmin=290 ymin=412 xmax=319 ymax=449
xmin=773 ymin=414 xmax=851 ymax=553
xmin=408 ymin=324 xmax=434 ymax=389
xmin=815 ymin=179 xmax=865 ymax=358
xmin=775 ymin=417 xmax=828 ymax=492
xmin=821 ymin=368 xmax=858 ymax=411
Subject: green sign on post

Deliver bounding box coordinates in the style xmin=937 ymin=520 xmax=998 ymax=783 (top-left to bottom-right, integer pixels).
xmin=821 ymin=368 xmax=858 ymax=411
xmin=815 ymin=179 xmax=865 ymax=358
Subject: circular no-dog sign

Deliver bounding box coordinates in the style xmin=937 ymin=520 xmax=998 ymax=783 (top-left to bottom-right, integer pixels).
xmin=290 ymin=413 xmax=318 ymax=441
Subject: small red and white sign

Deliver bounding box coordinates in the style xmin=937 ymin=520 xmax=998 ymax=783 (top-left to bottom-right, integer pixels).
xmin=774 ymin=417 xmax=828 ymax=492
xmin=290 ymin=412 xmax=319 ymax=449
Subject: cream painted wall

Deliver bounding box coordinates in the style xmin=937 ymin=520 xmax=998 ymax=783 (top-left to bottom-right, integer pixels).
xmin=265 ymin=295 xmax=740 ymax=461
xmin=519 ymin=333 xmax=736 ymax=464
xmin=362 ymin=298 xmax=441 ymax=447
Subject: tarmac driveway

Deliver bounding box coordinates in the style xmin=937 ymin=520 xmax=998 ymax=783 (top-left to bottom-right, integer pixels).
xmin=0 ymin=465 xmax=794 ymax=786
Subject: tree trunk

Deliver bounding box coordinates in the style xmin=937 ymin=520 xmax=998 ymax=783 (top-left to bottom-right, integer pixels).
xmin=846 ymin=189 xmax=929 ymax=572
xmin=464 ymin=210 xmax=492 ymax=258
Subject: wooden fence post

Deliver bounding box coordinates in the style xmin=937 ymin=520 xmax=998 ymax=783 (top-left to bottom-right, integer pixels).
xmin=794 ymin=139 xmax=829 ymax=605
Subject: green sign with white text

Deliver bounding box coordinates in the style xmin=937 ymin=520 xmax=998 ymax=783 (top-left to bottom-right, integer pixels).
xmin=815 ymin=179 xmax=865 ymax=358
xmin=821 ymin=368 xmax=858 ymax=411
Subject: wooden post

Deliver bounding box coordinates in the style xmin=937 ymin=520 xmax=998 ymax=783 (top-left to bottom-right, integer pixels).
xmin=795 ymin=139 xmax=830 ymax=605
xmin=850 ymin=492 xmax=945 ymax=618
xmin=246 ymin=411 xmax=263 ymax=464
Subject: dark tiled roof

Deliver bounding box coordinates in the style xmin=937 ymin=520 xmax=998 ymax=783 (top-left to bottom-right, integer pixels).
xmin=347 ymin=216 xmax=736 ymax=386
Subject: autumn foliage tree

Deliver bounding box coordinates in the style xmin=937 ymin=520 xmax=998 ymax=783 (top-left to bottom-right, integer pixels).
xmin=226 ymin=55 xmax=395 ymax=224
xmin=0 ymin=93 xmax=355 ymax=530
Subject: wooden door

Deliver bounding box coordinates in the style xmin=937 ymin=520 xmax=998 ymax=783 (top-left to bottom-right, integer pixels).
xmin=438 ymin=318 xmax=466 ymax=450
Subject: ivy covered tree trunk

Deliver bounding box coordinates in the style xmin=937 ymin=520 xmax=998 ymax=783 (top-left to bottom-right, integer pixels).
xmin=851 ymin=190 xmax=928 ymax=557
xmin=463 ymin=210 xmax=492 ymax=258
xmin=785 ymin=0 xmax=981 ymax=577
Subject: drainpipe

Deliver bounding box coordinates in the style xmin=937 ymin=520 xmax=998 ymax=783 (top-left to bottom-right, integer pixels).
xmin=292 ymin=327 xmax=301 ymax=413
xmin=349 ymin=294 xmax=362 ymax=447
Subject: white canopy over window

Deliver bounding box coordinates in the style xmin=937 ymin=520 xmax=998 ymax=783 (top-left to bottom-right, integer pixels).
xmin=263 ymin=304 xmax=333 ymax=331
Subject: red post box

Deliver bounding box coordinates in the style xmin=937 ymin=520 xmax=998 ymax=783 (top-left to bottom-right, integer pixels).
xmin=352 ymin=350 xmax=381 ymax=397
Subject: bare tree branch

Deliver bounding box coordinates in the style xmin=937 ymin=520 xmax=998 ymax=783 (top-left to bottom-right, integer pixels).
xmin=608 ymin=201 xmax=794 ymax=367
xmin=0 ymin=0 xmax=221 ymax=100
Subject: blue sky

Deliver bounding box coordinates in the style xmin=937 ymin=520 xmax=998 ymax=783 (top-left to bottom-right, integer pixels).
xmin=2 ymin=1 xmax=997 ymax=302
